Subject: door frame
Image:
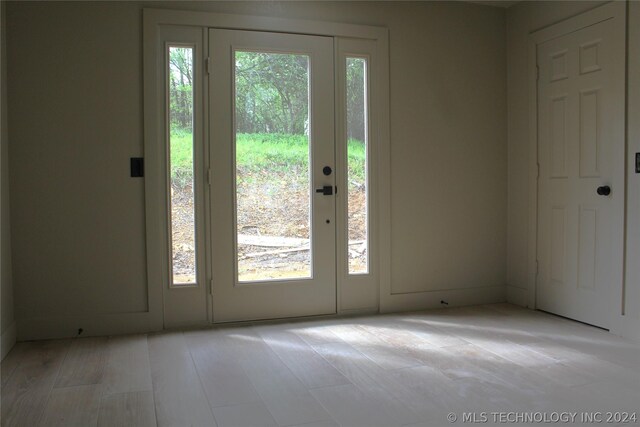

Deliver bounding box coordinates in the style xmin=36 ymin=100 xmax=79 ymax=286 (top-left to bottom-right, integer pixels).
xmin=527 ymin=1 xmax=626 ymax=330
xmin=143 ymin=8 xmax=390 ymax=327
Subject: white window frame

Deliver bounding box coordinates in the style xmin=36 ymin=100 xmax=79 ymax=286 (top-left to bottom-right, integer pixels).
xmin=336 ymin=38 xmax=380 ymax=313
xmin=165 ymin=38 xmax=204 ymax=289
xmin=143 ymin=8 xmax=390 ymax=325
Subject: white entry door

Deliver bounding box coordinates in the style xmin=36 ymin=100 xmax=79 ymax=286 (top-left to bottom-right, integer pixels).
xmin=536 ymin=13 xmax=625 ymax=329
xmin=209 ymin=29 xmax=336 ymax=322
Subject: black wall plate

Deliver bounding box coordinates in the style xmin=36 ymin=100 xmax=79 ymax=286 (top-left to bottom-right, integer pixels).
xmin=131 ymin=157 xmax=144 ymax=177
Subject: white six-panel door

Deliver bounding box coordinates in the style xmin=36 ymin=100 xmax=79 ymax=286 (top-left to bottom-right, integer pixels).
xmin=536 ymin=15 xmax=625 ymax=329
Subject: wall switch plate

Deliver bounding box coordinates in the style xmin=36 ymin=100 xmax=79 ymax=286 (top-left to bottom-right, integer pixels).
xmin=636 ymin=153 xmax=640 ymax=173
xmin=131 ymin=157 xmax=144 ymax=177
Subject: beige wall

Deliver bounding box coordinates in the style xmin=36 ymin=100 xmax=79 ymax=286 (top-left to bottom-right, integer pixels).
xmin=6 ymin=1 xmax=507 ymax=338
xmin=1 ymin=0 xmax=16 ymax=358
xmin=7 ymin=2 xmax=149 ymax=322
xmin=506 ymin=0 xmax=640 ymax=338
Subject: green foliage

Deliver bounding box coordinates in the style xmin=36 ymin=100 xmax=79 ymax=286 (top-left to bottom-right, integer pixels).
xmin=169 ymin=47 xmax=194 ymax=130
xmin=347 ymin=138 xmax=366 ymax=183
xmin=235 ymin=52 xmax=309 ymax=135
xmin=236 ymin=133 xmax=309 ymax=174
xmin=234 ymin=53 xmax=366 ymax=140
xmin=169 ymin=128 xmax=194 ymax=187
xmin=346 ymin=58 xmax=366 ymax=142
xmin=169 ymin=132 xmax=366 ymax=188
xmin=168 ymin=50 xmax=368 ymax=189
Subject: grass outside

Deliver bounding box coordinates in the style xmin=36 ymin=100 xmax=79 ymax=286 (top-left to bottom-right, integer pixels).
xmin=169 ymin=130 xmax=368 ymax=281
xmin=170 ymin=131 xmax=366 ymax=187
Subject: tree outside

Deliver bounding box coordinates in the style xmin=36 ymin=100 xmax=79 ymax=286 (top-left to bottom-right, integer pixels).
xmin=169 ymin=48 xmax=368 ymax=283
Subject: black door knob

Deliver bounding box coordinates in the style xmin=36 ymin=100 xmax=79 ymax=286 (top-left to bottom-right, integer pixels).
xmin=597 ymin=185 xmax=611 ymax=196
xmin=316 ymin=185 xmax=333 ymax=196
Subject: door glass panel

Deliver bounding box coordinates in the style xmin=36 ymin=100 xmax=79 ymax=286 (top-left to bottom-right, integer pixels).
xmin=346 ymin=57 xmax=369 ymax=274
xmin=235 ymin=51 xmax=311 ymax=282
xmin=168 ymin=46 xmax=196 ymax=285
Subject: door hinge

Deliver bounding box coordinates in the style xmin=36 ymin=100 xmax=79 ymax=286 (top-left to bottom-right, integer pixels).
xmin=207 ymin=169 xmax=212 ymax=185
xmin=209 ymin=279 xmax=214 ymax=295
xmin=536 ymin=163 xmax=540 ymax=179
xmin=205 ymin=57 xmax=211 ymax=74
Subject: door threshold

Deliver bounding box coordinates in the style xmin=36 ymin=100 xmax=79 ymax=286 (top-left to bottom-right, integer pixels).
xmin=161 ymin=309 xmax=379 ymax=333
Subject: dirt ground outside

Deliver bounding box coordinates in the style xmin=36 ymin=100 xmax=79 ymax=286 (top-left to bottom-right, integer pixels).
xmin=171 ymin=172 xmax=367 ymax=283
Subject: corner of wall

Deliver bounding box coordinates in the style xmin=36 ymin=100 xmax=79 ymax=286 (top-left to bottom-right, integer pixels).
xmin=1 ymin=320 xmax=16 ymax=360
xmin=1 ymin=0 xmax=17 ymax=360
xmin=506 ymin=285 xmax=528 ymax=307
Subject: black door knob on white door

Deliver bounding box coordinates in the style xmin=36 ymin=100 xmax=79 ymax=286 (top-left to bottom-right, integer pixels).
xmin=316 ymin=185 xmax=334 ymax=196
xmin=597 ymin=185 xmax=611 ymax=196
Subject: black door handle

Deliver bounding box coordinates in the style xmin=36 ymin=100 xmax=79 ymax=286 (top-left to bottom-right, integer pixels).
xmin=316 ymin=185 xmax=333 ymax=196
xmin=597 ymin=185 xmax=611 ymax=196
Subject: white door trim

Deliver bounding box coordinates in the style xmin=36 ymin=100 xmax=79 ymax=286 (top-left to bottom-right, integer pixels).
xmin=527 ymin=1 xmax=626 ymax=328
xmin=143 ymin=8 xmax=390 ymax=326
xmin=143 ymin=8 xmax=387 ymax=40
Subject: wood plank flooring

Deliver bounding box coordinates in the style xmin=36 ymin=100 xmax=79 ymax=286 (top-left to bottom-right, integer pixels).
xmin=1 ymin=304 xmax=639 ymax=426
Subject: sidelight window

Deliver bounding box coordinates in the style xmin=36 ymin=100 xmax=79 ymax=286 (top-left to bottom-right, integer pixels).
xmin=168 ymin=45 xmax=196 ymax=286
xmin=346 ymin=57 xmax=369 ymax=274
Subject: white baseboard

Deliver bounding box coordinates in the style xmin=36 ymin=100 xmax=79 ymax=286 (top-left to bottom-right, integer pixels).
xmin=18 ymin=311 xmax=162 ymax=341
xmin=338 ymin=307 xmax=378 ymax=316
xmin=18 ymin=287 xmax=505 ymax=340
xmin=506 ymin=285 xmax=529 ymax=308
xmin=380 ymin=285 xmax=506 ymax=314
xmin=1 ymin=320 xmax=17 ymax=361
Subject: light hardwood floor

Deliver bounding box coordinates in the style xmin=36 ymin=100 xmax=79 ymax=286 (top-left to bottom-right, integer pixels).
xmin=1 ymin=304 xmax=639 ymax=427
